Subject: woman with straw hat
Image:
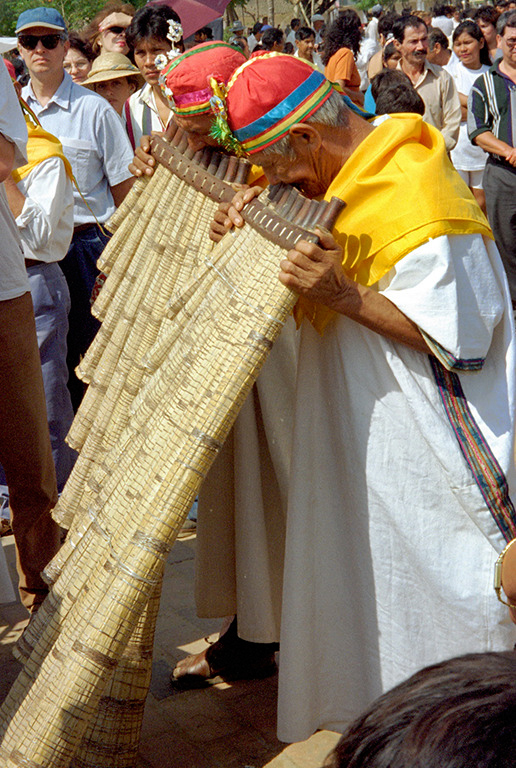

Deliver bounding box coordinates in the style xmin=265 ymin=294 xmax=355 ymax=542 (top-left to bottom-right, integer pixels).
xmin=83 ymin=52 xmax=143 ymax=117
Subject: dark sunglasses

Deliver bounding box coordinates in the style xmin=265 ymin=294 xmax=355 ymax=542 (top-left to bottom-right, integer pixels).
xmin=18 ymin=33 xmax=64 ymax=50
xmin=105 ymin=26 xmax=127 ymax=34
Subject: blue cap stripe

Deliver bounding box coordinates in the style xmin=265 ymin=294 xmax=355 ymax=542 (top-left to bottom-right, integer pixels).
xmin=233 ymin=70 xmax=327 ymax=142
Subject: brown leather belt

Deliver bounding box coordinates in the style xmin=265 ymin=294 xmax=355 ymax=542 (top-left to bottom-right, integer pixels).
xmin=73 ymin=222 xmax=97 ymax=235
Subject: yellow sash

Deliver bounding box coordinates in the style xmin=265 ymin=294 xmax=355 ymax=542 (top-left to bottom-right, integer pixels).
xmin=11 ymin=116 xmax=74 ymax=184
xmin=294 ymin=114 xmax=493 ymax=334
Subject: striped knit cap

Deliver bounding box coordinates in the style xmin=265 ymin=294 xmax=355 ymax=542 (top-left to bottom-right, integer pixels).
xmin=160 ymin=41 xmax=245 ymax=116
xmin=221 ymin=53 xmax=334 ymax=155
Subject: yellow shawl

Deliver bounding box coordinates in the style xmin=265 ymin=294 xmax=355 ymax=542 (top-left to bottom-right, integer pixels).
xmin=11 ymin=116 xmax=73 ymax=184
xmin=294 ymin=114 xmax=493 ymax=334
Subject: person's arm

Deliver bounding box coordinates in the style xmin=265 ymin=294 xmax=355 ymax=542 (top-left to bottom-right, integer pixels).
xmin=439 ymin=71 xmax=461 ymax=152
xmin=473 ymin=130 xmax=516 ymax=166
xmin=342 ymin=85 xmax=364 ymax=106
xmin=97 ymin=104 xmax=136 ymax=205
xmin=458 ymin=91 xmax=468 ymax=122
xmin=3 ymin=174 xmax=25 ymax=216
xmin=220 ymin=187 xmax=428 ymax=350
xmin=0 ymin=62 xmax=27 ymax=173
xmin=279 ymin=229 xmax=430 ymax=352
xmin=110 ymin=177 xmax=134 ymax=207
xmin=6 ymin=158 xmax=73 ymax=254
xmin=0 ymin=135 xmax=15 ymax=182
xmin=465 ymin=77 xmax=516 ymax=162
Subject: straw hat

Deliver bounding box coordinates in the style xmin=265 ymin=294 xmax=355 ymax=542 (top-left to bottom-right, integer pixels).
xmin=83 ymin=52 xmax=144 ymax=88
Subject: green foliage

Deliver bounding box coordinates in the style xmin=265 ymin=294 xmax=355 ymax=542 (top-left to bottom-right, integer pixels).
xmin=355 ymin=0 xmax=396 ymax=9
xmin=0 ymin=0 xmax=145 ymax=36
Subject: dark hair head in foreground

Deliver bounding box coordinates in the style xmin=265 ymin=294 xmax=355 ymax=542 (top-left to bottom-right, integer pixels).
xmin=371 ymin=69 xmax=425 ymax=115
xmin=325 ymin=651 xmax=516 ymax=768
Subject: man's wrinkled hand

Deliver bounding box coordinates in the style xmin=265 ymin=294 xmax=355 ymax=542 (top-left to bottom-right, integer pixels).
xmin=279 ymin=229 xmax=346 ymax=307
xmin=209 ymin=185 xmax=261 ymax=242
xmin=209 ymin=202 xmax=232 ymax=242
xmin=128 ymin=134 xmax=156 ymax=178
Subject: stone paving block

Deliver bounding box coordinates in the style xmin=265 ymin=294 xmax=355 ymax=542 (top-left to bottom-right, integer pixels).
xmin=268 ymin=731 xmax=341 ymax=768
xmin=198 ymin=728 xmax=282 ymax=768
xmin=157 ymin=687 xmax=245 ymax=743
xmin=166 ymin=538 xmax=196 ymax=566
xmin=138 ymin=730 xmax=214 ymax=768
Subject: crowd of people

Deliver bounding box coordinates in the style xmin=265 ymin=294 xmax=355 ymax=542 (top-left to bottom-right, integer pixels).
xmin=2 ymin=0 xmax=516 ymax=763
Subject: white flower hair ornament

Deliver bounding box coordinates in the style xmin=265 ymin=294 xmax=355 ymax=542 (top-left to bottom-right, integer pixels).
xmin=154 ymin=20 xmax=184 ymax=71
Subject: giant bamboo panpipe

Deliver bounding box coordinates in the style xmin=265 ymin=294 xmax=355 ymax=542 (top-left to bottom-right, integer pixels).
xmin=0 ymin=134 xmax=345 ymax=767
xmin=55 ymin=129 xmax=252 ymax=532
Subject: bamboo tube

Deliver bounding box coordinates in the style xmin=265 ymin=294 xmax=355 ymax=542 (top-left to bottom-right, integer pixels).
xmin=70 ymin=583 xmax=162 ymax=768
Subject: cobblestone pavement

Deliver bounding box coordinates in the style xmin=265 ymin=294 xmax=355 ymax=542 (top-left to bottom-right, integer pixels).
xmin=1 ymin=533 xmax=340 ymax=767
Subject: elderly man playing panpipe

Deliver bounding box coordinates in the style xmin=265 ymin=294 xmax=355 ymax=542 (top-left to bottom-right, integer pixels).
xmin=212 ymin=53 xmax=516 ymax=743
xmin=130 ymin=41 xmax=295 ymax=682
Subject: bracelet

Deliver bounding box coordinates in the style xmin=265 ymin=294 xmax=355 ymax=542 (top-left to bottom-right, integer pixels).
xmin=494 ymin=538 xmax=516 ymax=609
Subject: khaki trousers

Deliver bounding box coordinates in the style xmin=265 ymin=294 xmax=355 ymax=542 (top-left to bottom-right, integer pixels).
xmin=0 ymin=292 xmax=59 ymax=611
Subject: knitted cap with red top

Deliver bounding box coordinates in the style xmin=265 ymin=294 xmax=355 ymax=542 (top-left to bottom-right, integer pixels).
xmin=159 ymin=41 xmax=245 ymax=116
xmin=220 ymin=53 xmax=334 ymax=155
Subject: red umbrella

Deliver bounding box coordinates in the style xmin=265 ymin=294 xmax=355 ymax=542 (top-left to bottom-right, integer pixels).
xmin=148 ymin=0 xmax=231 ymax=39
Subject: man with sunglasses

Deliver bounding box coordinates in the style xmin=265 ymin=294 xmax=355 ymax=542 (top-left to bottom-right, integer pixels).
xmin=16 ymin=7 xmax=134 ymax=411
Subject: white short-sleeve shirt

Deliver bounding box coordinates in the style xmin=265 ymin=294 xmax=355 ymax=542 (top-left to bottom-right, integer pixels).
xmin=22 ymin=73 xmax=133 ymax=225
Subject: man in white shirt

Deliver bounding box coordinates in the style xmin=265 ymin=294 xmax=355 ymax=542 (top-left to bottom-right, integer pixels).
xmin=17 ymin=7 xmax=134 ymax=410
xmin=311 ymin=13 xmax=326 ymax=48
xmin=394 ymin=14 xmax=461 ymax=151
xmin=0 ymin=59 xmax=60 ymax=614
xmin=431 ymin=3 xmax=455 ymax=38
xmin=286 ymin=18 xmax=301 ymax=46
xmin=294 ymin=26 xmax=325 ymax=72
xmin=247 ymin=22 xmax=264 ymax=52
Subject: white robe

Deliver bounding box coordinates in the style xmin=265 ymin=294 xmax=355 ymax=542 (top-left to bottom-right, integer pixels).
xmin=277 ymin=233 xmax=516 ymax=742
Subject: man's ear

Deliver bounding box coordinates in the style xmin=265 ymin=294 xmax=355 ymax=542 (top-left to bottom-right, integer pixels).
xmin=288 ymin=123 xmax=322 ymax=154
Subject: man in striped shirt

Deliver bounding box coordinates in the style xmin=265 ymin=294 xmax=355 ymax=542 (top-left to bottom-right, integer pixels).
xmin=468 ymin=10 xmax=516 ymax=305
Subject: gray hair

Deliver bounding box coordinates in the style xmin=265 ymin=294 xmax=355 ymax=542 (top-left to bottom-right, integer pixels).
xmin=497 ymin=9 xmax=516 ymax=35
xmin=257 ymin=90 xmax=349 ymax=160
